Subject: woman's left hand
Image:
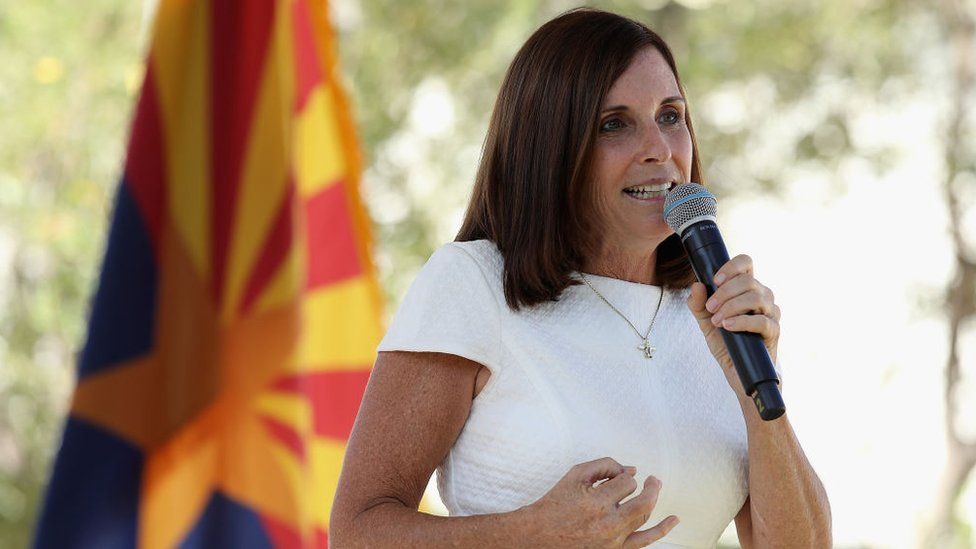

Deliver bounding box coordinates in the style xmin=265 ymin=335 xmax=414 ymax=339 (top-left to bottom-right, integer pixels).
xmin=686 ymin=254 xmax=780 ymax=393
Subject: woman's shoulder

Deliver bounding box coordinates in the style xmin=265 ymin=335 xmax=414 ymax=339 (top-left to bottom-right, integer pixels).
xmin=405 ymin=239 xmax=505 ymax=310
xmin=430 ymin=239 xmax=504 ymax=280
xmin=377 ymin=239 xmax=505 ymax=367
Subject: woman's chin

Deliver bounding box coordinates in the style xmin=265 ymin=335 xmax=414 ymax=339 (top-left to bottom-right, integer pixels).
xmin=608 ymin=229 xmax=672 ymax=250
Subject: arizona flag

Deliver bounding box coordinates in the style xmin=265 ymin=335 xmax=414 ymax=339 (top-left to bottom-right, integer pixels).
xmin=35 ymin=0 xmax=382 ymax=546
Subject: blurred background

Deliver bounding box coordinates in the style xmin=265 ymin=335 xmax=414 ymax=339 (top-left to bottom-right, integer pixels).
xmin=1 ymin=0 xmax=974 ymax=547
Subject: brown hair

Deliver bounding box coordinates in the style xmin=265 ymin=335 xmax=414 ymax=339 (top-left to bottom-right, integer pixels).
xmin=455 ymin=7 xmax=702 ymax=310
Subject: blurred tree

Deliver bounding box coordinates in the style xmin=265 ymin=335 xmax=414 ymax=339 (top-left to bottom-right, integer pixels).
xmin=922 ymin=1 xmax=976 ymax=547
xmin=0 ymin=1 xmax=144 ymax=547
xmin=0 ymin=0 xmax=970 ymax=546
xmin=334 ymin=0 xmax=926 ymax=304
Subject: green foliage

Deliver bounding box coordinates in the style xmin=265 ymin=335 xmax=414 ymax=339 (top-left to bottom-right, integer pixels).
xmin=0 ymin=1 xmax=144 ymax=546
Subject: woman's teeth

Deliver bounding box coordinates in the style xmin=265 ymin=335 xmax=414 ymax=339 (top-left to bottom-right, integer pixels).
xmin=623 ymin=184 xmax=672 ymax=199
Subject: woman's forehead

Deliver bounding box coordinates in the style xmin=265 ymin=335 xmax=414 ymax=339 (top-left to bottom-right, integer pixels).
xmin=604 ymin=47 xmax=681 ymax=107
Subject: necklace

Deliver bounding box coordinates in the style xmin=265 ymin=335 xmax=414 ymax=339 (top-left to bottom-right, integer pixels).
xmin=579 ymin=273 xmax=664 ymax=359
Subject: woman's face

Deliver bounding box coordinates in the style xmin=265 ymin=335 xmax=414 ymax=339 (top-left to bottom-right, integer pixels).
xmin=589 ymin=46 xmax=693 ymax=252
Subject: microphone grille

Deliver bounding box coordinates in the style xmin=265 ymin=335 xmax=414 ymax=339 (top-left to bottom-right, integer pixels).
xmin=663 ymin=182 xmax=718 ymax=234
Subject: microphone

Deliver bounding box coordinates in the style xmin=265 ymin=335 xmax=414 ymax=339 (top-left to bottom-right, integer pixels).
xmin=663 ymin=183 xmax=785 ymax=421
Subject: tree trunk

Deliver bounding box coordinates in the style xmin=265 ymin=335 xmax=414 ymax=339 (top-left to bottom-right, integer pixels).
xmin=920 ymin=1 xmax=976 ymax=547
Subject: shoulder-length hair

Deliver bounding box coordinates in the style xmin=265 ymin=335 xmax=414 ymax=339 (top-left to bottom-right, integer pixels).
xmin=456 ymin=7 xmax=702 ymax=311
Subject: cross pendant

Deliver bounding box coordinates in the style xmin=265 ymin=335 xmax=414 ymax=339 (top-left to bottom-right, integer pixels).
xmin=638 ymin=339 xmax=656 ymax=359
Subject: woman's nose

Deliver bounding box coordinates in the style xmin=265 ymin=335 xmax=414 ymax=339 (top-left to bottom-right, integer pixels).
xmin=640 ymin=124 xmax=672 ymax=164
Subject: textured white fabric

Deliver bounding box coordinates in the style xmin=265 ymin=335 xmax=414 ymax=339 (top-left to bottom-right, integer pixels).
xmin=377 ymin=239 xmax=783 ymax=548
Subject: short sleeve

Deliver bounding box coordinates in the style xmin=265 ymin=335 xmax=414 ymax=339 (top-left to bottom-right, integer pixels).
xmin=377 ymin=243 xmax=503 ymax=371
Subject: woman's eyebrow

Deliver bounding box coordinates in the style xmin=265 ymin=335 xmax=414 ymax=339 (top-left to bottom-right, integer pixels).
xmin=601 ymin=96 xmax=686 ymax=113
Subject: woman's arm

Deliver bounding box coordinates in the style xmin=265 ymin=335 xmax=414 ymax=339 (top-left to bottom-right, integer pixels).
xmin=329 ymin=350 xmax=536 ymax=547
xmin=734 ymin=397 xmax=832 ymax=548
xmin=685 ymin=257 xmax=830 ymax=546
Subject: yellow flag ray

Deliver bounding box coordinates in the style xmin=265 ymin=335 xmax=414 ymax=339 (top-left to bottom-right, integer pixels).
xmin=151 ymin=0 xmax=211 ymax=281
xmin=221 ymin=0 xmax=296 ymax=323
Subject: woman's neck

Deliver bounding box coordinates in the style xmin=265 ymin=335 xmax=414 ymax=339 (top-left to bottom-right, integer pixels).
xmin=582 ymin=243 xmax=658 ymax=285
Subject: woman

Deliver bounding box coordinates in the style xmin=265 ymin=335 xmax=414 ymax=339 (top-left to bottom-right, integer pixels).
xmin=330 ymin=8 xmax=831 ymax=548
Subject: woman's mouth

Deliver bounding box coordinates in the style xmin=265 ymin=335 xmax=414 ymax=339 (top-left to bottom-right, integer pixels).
xmin=622 ymin=181 xmax=676 ymax=200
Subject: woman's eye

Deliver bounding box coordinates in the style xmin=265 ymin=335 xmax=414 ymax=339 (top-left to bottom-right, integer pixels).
xmin=599 ymin=118 xmax=625 ymax=132
xmin=658 ymin=109 xmax=681 ymax=125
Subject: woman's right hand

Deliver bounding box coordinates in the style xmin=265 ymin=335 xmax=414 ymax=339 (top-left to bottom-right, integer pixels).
xmin=522 ymin=457 xmax=680 ymax=548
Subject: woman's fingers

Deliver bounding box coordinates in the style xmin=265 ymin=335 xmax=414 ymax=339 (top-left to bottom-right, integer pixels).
xmin=706 ymin=272 xmax=768 ymax=312
xmin=623 ymin=515 xmax=681 ymax=549
xmin=564 ymin=461 xmax=679 ymax=547
xmin=574 ymin=456 xmax=628 ymax=487
xmin=704 ymin=267 xmax=778 ymax=330
xmin=712 ymin=254 xmax=754 ymax=283
xmin=709 ymin=290 xmax=770 ymax=326
xmin=594 ymin=468 xmax=639 ymax=503
xmin=694 ymin=256 xmax=782 ymax=370
xmin=720 ymin=312 xmax=780 ymax=340
xmin=534 ymin=459 xmax=677 ymax=547
xmin=617 ymin=476 xmax=663 ymax=530
xmin=686 ymin=283 xmax=717 ymax=334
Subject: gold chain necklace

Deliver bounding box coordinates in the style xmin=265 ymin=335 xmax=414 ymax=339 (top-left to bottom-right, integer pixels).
xmin=579 ymin=273 xmax=664 ymax=359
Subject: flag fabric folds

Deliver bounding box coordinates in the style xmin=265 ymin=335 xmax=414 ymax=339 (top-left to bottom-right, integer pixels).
xmin=35 ymin=0 xmax=383 ymax=546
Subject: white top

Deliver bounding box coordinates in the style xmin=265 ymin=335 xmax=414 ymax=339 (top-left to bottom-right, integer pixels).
xmin=377 ymin=239 xmax=783 ymax=548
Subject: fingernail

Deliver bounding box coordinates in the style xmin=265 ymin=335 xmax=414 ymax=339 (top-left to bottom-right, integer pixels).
xmin=714 ymin=273 xmax=726 ymax=285
xmin=705 ymin=298 xmax=717 ymax=312
xmin=625 ymin=466 xmax=637 ymax=474
xmin=723 ymin=318 xmax=735 ymax=328
xmin=669 ymin=516 xmax=680 ymax=526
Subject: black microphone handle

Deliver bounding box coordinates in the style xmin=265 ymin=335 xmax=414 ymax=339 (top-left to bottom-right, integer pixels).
xmin=680 ymin=219 xmax=786 ymax=421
